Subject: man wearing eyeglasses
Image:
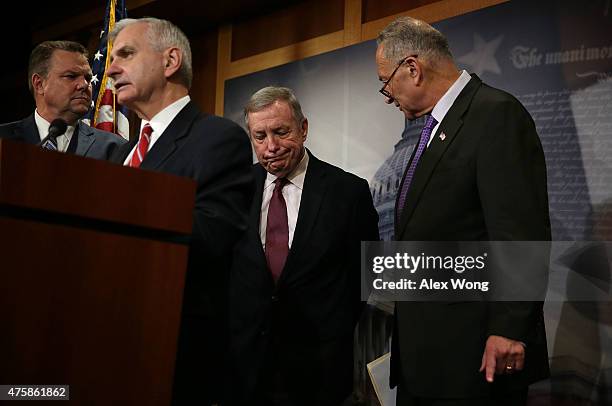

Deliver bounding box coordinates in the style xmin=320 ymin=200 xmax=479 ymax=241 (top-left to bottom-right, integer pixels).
xmin=376 ymin=17 xmax=550 ymax=406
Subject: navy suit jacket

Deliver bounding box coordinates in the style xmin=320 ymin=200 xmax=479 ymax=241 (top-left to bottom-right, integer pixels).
xmin=0 ymin=114 xmax=125 ymax=160
xmin=110 ymin=100 xmax=254 ymax=405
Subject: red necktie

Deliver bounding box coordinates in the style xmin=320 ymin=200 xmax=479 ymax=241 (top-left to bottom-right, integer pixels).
xmin=265 ymin=178 xmax=289 ymax=282
xmin=129 ymin=124 xmax=153 ymax=168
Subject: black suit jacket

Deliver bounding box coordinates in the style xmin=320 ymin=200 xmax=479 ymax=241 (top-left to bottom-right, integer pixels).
xmin=391 ymin=75 xmax=551 ymax=398
xmin=229 ymin=152 xmax=379 ymax=405
xmin=110 ymin=101 xmax=254 ymax=405
xmin=0 ymin=114 xmax=125 ymax=160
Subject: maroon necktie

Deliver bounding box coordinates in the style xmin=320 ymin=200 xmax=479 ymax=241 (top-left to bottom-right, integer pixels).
xmin=265 ymin=178 xmax=289 ymax=282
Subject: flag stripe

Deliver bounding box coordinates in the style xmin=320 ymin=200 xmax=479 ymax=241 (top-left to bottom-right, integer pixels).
xmin=86 ymin=0 xmax=129 ymax=140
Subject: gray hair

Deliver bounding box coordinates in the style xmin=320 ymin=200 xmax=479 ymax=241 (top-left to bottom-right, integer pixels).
xmin=244 ymin=86 xmax=306 ymax=128
xmin=377 ymin=16 xmax=453 ymax=64
xmin=110 ymin=17 xmax=193 ymax=89
xmin=28 ymin=41 xmax=88 ymax=94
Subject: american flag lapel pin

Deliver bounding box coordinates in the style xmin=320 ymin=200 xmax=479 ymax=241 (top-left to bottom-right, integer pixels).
xmin=439 ymin=132 xmax=446 ymax=141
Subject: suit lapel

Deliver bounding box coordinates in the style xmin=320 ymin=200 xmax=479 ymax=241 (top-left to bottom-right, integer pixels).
xmin=18 ymin=115 xmax=42 ymax=145
xmin=396 ymin=74 xmax=482 ymax=239
xmin=74 ymin=121 xmax=95 ymax=156
xmin=140 ymin=101 xmax=199 ymax=171
xmin=251 ymin=165 xmax=270 ymax=273
xmin=278 ymin=151 xmax=327 ymax=283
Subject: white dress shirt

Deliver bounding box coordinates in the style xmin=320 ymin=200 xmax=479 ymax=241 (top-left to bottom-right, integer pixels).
xmin=34 ymin=110 xmax=76 ymax=152
xmin=259 ymin=150 xmax=309 ymax=250
xmin=123 ymin=95 xmax=191 ymax=165
xmin=428 ymin=70 xmax=472 ymax=148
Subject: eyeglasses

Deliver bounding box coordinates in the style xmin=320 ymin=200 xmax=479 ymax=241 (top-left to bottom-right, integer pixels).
xmin=379 ymin=54 xmax=418 ymax=100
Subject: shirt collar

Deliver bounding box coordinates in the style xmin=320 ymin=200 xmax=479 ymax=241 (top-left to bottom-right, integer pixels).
xmin=34 ymin=109 xmax=76 ymax=142
xmin=430 ymin=70 xmax=471 ymax=124
xmin=264 ymin=148 xmax=310 ymax=190
xmin=140 ymin=95 xmax=190 ymax=137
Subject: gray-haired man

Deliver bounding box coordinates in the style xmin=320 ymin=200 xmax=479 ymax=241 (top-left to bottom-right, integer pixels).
xmin=376 ymin=16 xmax=550 ymax=406
xmin=229 ymin=86 xmax=379 ymax=405
xmin=107 ymin=17 xmax=254 ymax=405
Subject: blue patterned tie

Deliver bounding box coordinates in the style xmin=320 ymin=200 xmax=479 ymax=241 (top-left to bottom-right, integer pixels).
xmin=41 ymin=136 xmax=59 ymax=151
xmin=396 ymin=115 xmax=438 ymax=220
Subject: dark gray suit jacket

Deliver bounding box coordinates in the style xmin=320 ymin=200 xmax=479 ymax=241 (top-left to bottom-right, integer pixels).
xmin=391 ymin=74 xmax=550 ymax=398
xmin=0 ymin=114 xmax=126 ymax=160
xmin=229 ymin=152 xmax=380 ymax=405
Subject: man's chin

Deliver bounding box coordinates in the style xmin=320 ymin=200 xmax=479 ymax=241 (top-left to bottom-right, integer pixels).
xmin=114 ymin=90 xmax=132 ymax=106
xmin=403 ymin=110 xmax=417 ymax=120
xmin=265 ymin=163 xmax=288 ymax=177
xmin=73 ymin=106 xmax=90 ymax=116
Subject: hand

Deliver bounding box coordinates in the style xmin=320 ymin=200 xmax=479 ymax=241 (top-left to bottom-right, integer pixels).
xmin=479 ymin=335 xmax=525 ymax=383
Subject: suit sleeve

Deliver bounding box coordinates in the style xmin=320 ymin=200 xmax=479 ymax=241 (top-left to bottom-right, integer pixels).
xmin=191 ymin=122 xmax=254 ymax=260
xmin=476 ymin=98 xmax=550 ymax=344
xmin=348 ymin=178 xmax=380 ymax=324
xmin=101 ymin=134 xmax=128 ymax=161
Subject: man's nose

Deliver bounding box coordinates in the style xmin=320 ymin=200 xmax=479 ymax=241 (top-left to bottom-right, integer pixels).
xmin=76 ymin=77 xmax=89 ymax=90
xmin=107 ymin=62 xmax=119 ymax=78
xmin=267 ymin=135 xmax=280 ymax=151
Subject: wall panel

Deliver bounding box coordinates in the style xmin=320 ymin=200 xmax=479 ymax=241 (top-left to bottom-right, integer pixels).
xmin=362 ymin=0 xmax=440 ymax=23
xmin=231 ymin=0 xmax=345 ymax=61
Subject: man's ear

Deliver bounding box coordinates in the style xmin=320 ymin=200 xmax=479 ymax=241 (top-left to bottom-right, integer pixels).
xmin=301 ymin=118 xmax=308 ymax=141
xmin=31 ymin=73 xmax=45 ymax=95
xmin=407 ymin=56 xmax=423 ymax=85
xmin=163 ymin=47 xmax=182 ymax=79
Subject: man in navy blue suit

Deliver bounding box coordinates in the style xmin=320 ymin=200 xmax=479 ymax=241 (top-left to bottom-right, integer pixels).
xmin=106 ymin=17 xmax=253 ymax=406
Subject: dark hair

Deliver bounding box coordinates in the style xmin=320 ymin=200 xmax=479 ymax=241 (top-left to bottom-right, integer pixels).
xmin=28 ymin=40 xmax=88 ymax=94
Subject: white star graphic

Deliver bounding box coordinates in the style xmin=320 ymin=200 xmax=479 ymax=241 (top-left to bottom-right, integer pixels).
xmin=91 ymin=74 xmax=99 ymax=85
xmin=100 ymin=30 xmax=105 ymax=39
xmin=94 ymin=50 xmax=103 ymax=61
xmin=457 ymin=34 xmax=504 ymax=76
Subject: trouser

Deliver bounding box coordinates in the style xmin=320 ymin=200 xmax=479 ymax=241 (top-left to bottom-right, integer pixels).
xmin=396 ymin=386 xmax=528 ymax=406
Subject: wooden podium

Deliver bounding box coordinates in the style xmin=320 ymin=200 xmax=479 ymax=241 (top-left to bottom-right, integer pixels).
xmin=0 ymin=139 xmax=196 ymax=405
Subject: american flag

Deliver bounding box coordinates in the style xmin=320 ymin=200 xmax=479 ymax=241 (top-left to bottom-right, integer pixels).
xmin=83 ymin=0 xmax=129 ymax=140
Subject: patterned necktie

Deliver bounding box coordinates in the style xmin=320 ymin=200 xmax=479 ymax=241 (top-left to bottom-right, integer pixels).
xmin=129 ymin=124 xmax=153 ymax=168
xmin=396 ymin=115 xmax=438 ymax=220
xmin=266 ymin=178 xmax=289 ymax=282
xmin=41 ymin=136 xmax=59 ymax=151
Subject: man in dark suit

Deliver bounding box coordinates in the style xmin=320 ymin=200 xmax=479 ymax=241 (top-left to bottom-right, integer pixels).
xmin=106 ymin=17 xmax=253 ymax=405
xmin=375 ymin=17 xmax=551 ymax=405
xmin=229 ymin=86 xmax=379 ymax=406
xmin=0 ymin=40 xmax=124 ymax=159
